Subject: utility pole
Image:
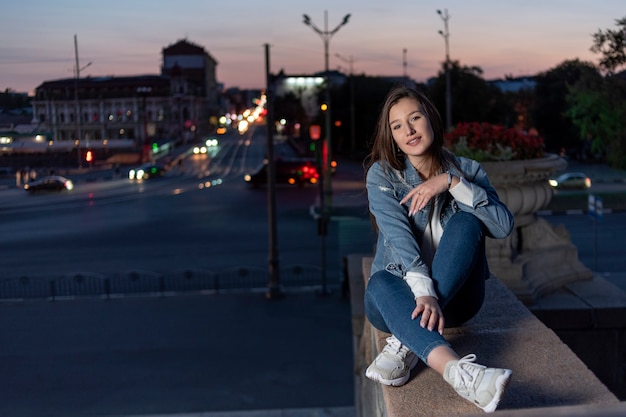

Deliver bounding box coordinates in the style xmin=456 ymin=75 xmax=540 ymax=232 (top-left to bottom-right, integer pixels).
xmin=437 ymin=9 xmax=452 ymax=131
xmin=264 ymin=43 xmax=283 ymax=300
xmin=403 ymin=48 xmax=408 ymax=78
xmin=73 ymin=34 xmax=91 ymax=168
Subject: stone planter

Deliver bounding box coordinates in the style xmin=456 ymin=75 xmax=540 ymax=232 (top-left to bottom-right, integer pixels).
xmin=482 ymin=154 xmax=593 ymax=304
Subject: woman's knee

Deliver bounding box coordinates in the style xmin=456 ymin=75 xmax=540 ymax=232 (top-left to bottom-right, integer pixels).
xmin=440 ymin=212 xmax=485 ymax=255
xmin=364 ymin=272 xmax=391 ymax=332
xmin=449 ymin=211 xmax=484 ymax=236
xmin=365 ymin=270 xmax=413 ymax=332
xmin=366 ymin=270 xmax=398 ymax=297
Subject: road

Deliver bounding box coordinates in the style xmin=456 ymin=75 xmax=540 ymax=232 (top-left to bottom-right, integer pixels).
xmin=0 ymin=128 xmax=374 ymax=285
xmin=0 ymin=127 xmax=373 ymax=417
xmin=1 ymin=137 xmax=623 ymax=291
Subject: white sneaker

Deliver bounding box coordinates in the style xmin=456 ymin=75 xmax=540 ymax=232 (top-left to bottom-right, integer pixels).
xmin=365 ymin=335 xmax=418 ymax=386
xmin=443 ymin=354 xmax=512 ymax=413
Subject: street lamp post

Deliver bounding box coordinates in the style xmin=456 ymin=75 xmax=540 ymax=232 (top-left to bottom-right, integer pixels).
xmin=302 ymin=10 xmax=350 ymax=296
xmin=73 ymin=34 xmax=92 ymax=168
xmin=264 ymin=43 xmax=283 ymax=300
xmin=302 ymin=10 xmax=350 ymax=213
xmin=437 ymin=8 xmax=452 ymax=131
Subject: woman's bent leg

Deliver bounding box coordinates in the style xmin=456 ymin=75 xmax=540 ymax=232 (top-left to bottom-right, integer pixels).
xmin=365 ymin=270 xmax=451 ymax=362
xmin=431 ymin=212 xmax=486 ymax=326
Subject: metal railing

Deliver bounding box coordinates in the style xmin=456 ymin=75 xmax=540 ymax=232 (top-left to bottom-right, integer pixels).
xmin=0 ymin=265 xmax=341 ymax=301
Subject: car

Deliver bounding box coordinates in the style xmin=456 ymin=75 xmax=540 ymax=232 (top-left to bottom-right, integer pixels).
xmin=24 ymin=176 xmax=74 ymax=193
xmin=244 ymin=159 xmax=320 ymax=188
xmin=128 ymin=163 xmax=166 ymax=181
xmin=205 ymin=137 xmax=219 ymax=147
xmin=548 ymin=172 xmax=591 ymax=190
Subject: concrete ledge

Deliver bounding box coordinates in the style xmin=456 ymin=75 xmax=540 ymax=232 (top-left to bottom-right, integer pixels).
xmin=530 ymin=276 xmax=626 ymax=399
xmin=347 ymin=255 xmax=621 ymax=417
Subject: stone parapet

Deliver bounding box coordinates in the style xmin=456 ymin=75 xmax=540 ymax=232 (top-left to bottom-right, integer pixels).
xmin=530 ymin=275 xmax=626 ymax=399
xmin=347 ymin=255 xmax=621 ymax=416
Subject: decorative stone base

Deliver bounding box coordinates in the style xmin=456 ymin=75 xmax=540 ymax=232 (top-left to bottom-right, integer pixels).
xmin=487 ymin=217 xmax=593 ymax=304
xmin=483 ymin=154 xmax=593 ymax=304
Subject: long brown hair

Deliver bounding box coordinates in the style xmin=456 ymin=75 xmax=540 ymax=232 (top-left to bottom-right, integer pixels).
xmin=364 ymin=84 xmax=454 ymax=178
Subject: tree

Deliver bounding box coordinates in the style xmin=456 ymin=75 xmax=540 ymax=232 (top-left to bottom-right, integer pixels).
xmin=532 ymin=59 xmax=598 ymax=154
xmin=566 ymin=15 xmax=626 ymax=167
xmin=427 ymin=61 xmax=514 ymax=128
xmin=0 ymin=88 xmax=31 ymax=113
xmin=591 ymin=16 xmax=626 ymax=75
xmin=567 ymin=71 xmax=626 ymax=167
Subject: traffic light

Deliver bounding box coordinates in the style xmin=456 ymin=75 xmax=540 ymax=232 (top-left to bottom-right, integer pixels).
xmin=85 ymin=149 xmax=94 ymax=163
xmin=309 ymin=124 xmax=321 ymax=140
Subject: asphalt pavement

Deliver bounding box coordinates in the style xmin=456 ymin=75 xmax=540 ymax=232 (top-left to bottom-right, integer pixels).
xmin=0 ymin=155 xmax=370 ymax=417
xmin=0 ymin=290 xmax=356 ymax=417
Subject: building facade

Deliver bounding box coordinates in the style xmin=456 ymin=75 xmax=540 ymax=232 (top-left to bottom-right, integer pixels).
xmin=27 ymin=39 xmax=220 ymax=155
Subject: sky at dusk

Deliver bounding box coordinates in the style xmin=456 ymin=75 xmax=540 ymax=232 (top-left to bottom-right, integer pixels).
xmin=1 ymin=0 xmax=624 ymax=95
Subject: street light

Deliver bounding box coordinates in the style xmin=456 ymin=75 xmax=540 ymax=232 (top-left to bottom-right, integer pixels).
xmin=437 ymin=8 xmax=452 ymax=131
xmin=302 ymin=10 xmax=350 ymax=296
xmin=73 ymin=34 xmax=92 ymax=168
xmin=302 ymin=10 xmax=350 ymax=212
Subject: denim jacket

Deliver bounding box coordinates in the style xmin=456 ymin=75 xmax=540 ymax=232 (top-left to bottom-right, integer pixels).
xmin=366 ymin=156 xmax=514 ymax=280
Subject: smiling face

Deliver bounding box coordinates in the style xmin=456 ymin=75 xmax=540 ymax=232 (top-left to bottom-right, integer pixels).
xmin=389 ymin=97 xmax=435 ymax=169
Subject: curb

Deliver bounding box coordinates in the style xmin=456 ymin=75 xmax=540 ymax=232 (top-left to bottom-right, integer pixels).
xmin=537 ymin=208 xmax=625 ymax=216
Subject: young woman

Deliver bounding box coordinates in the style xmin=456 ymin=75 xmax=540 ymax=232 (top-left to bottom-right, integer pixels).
xmin=363 ymin=84 xmax=514 ymax=413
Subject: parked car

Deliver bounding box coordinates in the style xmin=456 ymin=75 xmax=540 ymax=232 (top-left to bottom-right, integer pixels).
xmin=128 ymin=163 xmax=166 ymax=181
xmin=24 ymin=176 xmax=74 ymax=193
xmin=548 ymin=172 xmax=591 ymax=190
xmin=244 ymin=159 xmax=320 ymax=188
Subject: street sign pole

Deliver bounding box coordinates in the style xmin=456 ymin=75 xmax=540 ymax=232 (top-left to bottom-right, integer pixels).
xmin=588 ymin=194 xmax=603 ymax=272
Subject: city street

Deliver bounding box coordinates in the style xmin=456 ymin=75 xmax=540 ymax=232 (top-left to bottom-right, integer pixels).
xmin=0 ymin=129 xmax=374 ymax=282
xmin=1 ymin=132 xmax=625 ymax=415
xmin=0 ymin=130 xmax=373 ymax=416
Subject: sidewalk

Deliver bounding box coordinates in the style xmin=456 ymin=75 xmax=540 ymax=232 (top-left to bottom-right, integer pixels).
xmin=0 ymin=291 xmax=356 ymax=417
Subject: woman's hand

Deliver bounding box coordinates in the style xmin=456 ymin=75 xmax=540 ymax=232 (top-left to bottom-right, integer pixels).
xmin=411 ymin=295 xmax=445 ymax=335
xmin=400 ymin=173 xmax=449 ymax=216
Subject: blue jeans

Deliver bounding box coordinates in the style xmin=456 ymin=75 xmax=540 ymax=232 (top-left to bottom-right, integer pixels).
xmin=364 ymin=211 xmax=487 ymax=365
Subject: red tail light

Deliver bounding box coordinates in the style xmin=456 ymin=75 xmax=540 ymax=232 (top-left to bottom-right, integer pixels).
xmin=300 ymin=164 xmax=319 ymax=179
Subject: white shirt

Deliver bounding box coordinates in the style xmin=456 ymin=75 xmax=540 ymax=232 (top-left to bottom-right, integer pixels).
xmin=404 ymin=176 xmax=476 ymax=299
